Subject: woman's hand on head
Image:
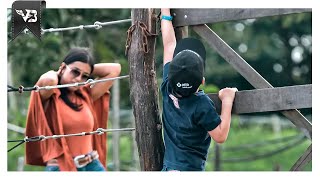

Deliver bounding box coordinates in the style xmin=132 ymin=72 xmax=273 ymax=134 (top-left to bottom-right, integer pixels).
xmin=90 ymin=63 xmax=121 ymax=101
xmin=37 ymin=70 xmax=60 ymax=102
xmin=39 ymin=70 xmax=59 ymax=86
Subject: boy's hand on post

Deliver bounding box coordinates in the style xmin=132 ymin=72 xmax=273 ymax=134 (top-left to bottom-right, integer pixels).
xmin=218 ymin=87 xmax=238 ymax=104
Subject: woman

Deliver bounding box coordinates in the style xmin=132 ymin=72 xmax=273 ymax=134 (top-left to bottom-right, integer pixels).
xmin=25 ymin=47 xmax=121 ymax=171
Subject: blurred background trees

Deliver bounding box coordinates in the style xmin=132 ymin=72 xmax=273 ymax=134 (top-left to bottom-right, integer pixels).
xmin=7 ymin=9 xmax=311 ymax=171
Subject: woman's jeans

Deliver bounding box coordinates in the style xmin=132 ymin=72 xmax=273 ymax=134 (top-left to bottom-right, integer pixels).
xmin=45 ymin=159 xmax=105 ymax=171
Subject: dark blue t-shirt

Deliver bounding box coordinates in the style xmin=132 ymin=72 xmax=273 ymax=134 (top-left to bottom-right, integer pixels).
xmin=161 ymin=62 xmax=221 ymax=171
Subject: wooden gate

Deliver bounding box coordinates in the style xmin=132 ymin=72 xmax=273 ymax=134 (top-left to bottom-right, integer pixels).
xmin=128 ymin=8 xmax=312 ymax=171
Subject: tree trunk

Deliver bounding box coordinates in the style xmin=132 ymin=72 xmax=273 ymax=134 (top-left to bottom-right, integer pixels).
xmin=127 ymin=8 xmax=164 ymax=171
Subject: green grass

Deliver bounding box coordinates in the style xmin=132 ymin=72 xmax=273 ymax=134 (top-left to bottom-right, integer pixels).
xmin=205 ymin=116 xmax=311 ymax=171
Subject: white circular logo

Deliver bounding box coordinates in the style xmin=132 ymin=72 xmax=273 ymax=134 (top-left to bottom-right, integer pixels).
xmin=176 ymin=82 xmax=181 ymax=87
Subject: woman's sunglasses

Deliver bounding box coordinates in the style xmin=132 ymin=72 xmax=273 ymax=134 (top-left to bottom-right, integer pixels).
xmin=65 ymin=65 xmax=90 ymax=81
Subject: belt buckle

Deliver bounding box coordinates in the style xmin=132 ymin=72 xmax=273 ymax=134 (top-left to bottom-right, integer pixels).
xmin=74 ymin=154 xmax=86 ymax=168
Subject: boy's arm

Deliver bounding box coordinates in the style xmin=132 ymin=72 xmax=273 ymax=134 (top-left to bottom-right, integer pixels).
xmin=161 ymin=8 xmax=176 ymax=65
xmin=208 ymin=88 xmax=238 ymax=143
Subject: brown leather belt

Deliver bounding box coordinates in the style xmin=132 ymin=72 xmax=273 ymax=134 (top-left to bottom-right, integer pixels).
xmin=73 ymin=150 xmax=99 ymax=168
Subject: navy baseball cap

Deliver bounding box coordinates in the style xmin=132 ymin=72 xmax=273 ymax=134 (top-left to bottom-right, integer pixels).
xmin=168 ymin=38 xmax=206 ymax=97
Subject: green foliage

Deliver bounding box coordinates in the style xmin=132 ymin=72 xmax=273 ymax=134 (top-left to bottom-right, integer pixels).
xmin=200 ymin=84 xmax=219 ymax=94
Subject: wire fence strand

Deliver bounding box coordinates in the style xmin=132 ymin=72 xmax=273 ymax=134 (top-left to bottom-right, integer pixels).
xmin=7 ymin=75 xmax=129 ymax=93
xmin=8 ymin=127 xmax=135 ymax=152
xmin=36 ymin=19 xmax=131 ymax=34
xmin=8 ymin=19 xmax=132 ymax=43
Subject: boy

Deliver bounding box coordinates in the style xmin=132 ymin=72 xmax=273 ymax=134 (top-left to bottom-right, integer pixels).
xmin=160 ymin=8 xmax=238 ymax=171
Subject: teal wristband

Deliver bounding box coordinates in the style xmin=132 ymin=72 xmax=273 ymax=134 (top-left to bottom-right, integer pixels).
xmin=161 ymin=15 xmax=173 ymax=21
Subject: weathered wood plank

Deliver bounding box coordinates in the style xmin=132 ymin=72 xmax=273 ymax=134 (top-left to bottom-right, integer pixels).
xmin=208 ymin=85 xmax=311 ymax=114
xmin=175 ymin=26 xmax=188 ymax=41
xmin=127 ymin=9 xmax=164 ymax=171
xmin=193 ymin=25 xmax=312 ymax=139
xmin=172 ymin=9 xmax=311 ymax=27
xmin=290 ymin=144 xmax=312 ymax=171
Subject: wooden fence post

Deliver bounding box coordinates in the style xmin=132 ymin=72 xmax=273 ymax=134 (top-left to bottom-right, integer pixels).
xmin=175 ymin=26 xmax=188 ymax=41
xmin=127 ymin=8 xmax=164 ymax=171
xmin=112 ymin=76 xmax=120 ymax=171
xmin=214 ymin=143 xmax=221 ymax=171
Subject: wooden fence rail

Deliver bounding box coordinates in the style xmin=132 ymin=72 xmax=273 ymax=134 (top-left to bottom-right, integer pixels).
xmin=193 ymin=24 xmax=312 ymax=140
xmin=209 ymin=84 xmax=311 ymax=114
xmin=172 ymin=9 xmax=311 ymax=27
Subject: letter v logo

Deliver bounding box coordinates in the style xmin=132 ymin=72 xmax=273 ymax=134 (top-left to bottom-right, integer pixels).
xmin=11 ymin=0 xmax=46 ymax=41
xmin=15 ymin=9 xmax=38 ymax=22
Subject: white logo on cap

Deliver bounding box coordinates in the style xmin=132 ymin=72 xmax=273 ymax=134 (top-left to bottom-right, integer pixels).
xmin=176 ymin=83 xmax=181 ymax=87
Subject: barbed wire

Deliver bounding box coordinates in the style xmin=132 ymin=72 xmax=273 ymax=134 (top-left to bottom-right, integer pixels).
xmin=8 ymin=127 xmax=135 ymax=152
xmin=10 ymin=19 xmax=132 ymax=36
xmin=41 ymin=19 xmax=132 ymax=34
xmin=8 ymin=75 xmax=129 ymax=93
xmin=8 ymin=19 xmax=132 ymax=44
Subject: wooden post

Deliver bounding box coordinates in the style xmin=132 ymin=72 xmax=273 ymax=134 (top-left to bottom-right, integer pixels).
xmin=112 ymin=77 xmax=120 ymax=171
xmin=290 ymin=144 xmax=312 ymax=171
xmin=175 ymin=26 xmax=188 ymax=41
xmin=214 ymin=143 xmax=221 ymax=171
xmin=173 ymin=7 xmax=188 ymax=40
xmin=17 ymin=156 xmax=24 ymax=171
xmin=7 ymin=61 xmax=17 ymax=113
xmin=131 ymin=116 xmax=140 ymax=170
xmin=127 ymin=9 xmax=164 ymax=171
xmin=271 ymin=114 xmax=281 ymax=136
